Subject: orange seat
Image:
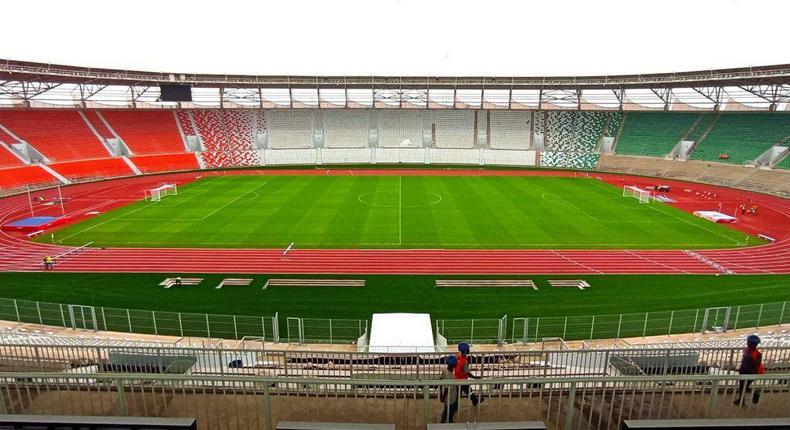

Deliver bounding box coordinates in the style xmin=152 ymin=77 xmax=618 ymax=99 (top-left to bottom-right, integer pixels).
xmin=0 ymin=110 xmax=110 ymax=162
xmin=102 ymin=111 xmax=185 ymax=155
xmin=131 ymin=153 xmax=199 ymax=174
xmin=50 ymin=158 xmax=133 ymax=181
xmin=0 ymin=166 xmax=58 ymax=190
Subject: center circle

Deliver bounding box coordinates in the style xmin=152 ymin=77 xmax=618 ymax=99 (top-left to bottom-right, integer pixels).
xmin=358 ymin=191 xmax=443 ymax=208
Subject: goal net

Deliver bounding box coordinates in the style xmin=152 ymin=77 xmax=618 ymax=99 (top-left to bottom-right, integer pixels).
xmin=623 ymin=185 xmax=652 ymax=204
xmin=147 ymin=183 xmax=178 ymax=202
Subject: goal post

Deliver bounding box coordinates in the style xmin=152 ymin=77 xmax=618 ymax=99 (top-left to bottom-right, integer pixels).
xmin=147 ymin=183 xmax=178 ymax=202
xmin=623 ymin=185 xmax=652 ymax=204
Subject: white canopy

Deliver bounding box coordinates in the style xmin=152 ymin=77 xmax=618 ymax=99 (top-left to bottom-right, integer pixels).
xmin=368 ymin=313 xmax=435 ymax=353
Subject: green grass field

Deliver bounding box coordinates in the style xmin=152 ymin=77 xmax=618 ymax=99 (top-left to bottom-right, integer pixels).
xmin=46 ymin=175 xmax=755 ymax=249
xmin=0 ymin=273 xmax=787 ymax=342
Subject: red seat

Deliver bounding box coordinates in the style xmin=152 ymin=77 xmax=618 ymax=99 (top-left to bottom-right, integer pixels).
xmin=131 ymin=153 xmax=199 ymax=174
xmin=83 ymin=111 xmax=116 ymax=139
xmin=0 ymin=110 xmax=110 ymax=162
xmin=0 ymin=166 xmax=58 ymax=190
xmin=0 ymin=143 xmax=24 ymax=168
xmin=50 ymin=158 xmax=133 ymax=181
xmin=102 ymin=111 xmax=186 ymax=155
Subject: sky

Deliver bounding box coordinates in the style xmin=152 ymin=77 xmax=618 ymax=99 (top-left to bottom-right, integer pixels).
xmin=0 ymin=0 xmax=787 ymax=77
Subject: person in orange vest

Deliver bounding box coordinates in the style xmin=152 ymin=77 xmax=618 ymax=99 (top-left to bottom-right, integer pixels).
xmin=734 ymin=334 xmax=765 ymax=405
xmin=455 ymin=342 xmax=484 ymax=406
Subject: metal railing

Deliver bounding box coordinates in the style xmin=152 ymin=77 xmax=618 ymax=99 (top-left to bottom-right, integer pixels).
xmin=0 ymin=297 xmax=370 ymax=345
xmin=0 ymin=371 xmax=788 ymax=430
xmin=436 ymin=302 xmax=790 ymax=344
xmin=0 ymin=296 xmax=787 ymax=345
xmin=1 ymin=342 xmax=790 ymax=381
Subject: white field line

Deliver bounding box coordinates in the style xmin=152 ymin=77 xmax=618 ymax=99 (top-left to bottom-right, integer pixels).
xmin=55 ymin=204 xmax=151 ymax=242
xmin=398 ymin=176 xmax=403 ymax=245
xmin=587 ymin=178 xmax=743 ymax=246
xmin=550 ymin=250 xmax=603 ymax=274
xmin=54 ymin=178 xmax=218 ymax=242
xmin=77 ymin=241 xmax=729 ymax=247
xmin=644 ymin=202 xmax=743 ymax=246
xmin=540 ymin=192 xmax=600 ymax=222
xmin=624 ymin=250 xmax=692 ymax=274
xmin=198 ymin=181 xmax=268 ymax=221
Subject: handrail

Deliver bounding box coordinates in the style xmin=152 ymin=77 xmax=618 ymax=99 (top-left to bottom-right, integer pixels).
xmin=1 ymin=340 xmax=788 ymax=355
xmin=0 ymin=371 xmax=786 ymax=386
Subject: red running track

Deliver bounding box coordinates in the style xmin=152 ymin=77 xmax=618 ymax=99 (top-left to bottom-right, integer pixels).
xmin=1 ymin=169 xmax=788 ymax=275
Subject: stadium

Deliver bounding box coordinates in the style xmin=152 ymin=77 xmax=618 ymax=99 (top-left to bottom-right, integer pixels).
xmin=0 ymin=1 xmax=790 ymax=427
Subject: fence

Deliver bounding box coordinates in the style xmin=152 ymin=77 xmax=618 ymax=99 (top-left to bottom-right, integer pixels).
xmin=435 ymin=315 xmax=507 ymax=345
xmin=2 ymin=342 xmax=790 ymax=380
xmin=0 ymin=371 xmax=788 ymax=430
xmin=511 ymin=301 xmax=789 ymax=343
xmin=0 ymin=297 xmax=787 ymax=345
xmin=0 ymin=298 xmax=368 ymax=345
xmin=285 ymin=317 xmax=368 ymax=344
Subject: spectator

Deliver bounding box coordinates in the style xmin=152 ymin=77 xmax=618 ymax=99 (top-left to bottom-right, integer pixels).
xmin=455 ymin=342 xmax=484 ymax=406
xmin=439 ymin=355 xmax=459 ymax=423
xmin=734 ymin=335 xmax=765 ymax=405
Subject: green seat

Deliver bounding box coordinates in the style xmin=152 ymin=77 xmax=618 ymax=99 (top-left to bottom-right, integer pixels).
xmin=692 ymin=113 xmax=790 ymax=164
xmin=616 ymin=112 xmax=700 ymax=157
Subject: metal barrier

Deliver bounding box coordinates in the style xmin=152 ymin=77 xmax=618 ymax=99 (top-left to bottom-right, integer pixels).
xmin=510 ymin=302 xmax=789 ymax=343
xmin=0 ymin=372 xmax=788 ymax=430
xmin=0 ymin=296 xmax=787 ymax=344
xmin=436 ymin=316 xmax=508 ymax=345
xmin=0 ymin=343 xmax=789 ymax=380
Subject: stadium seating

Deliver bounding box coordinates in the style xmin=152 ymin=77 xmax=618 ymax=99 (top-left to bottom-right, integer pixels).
xmin=321 ymin=148 xmax=372 ymax=164
xmin=489 ymin=111 xmax=531 ymax=149
xmin=692 ymin=113 xmax=790 ymax=164
xmin=49 ymin=158 xmax=133 ymax=181
xmin=378 ymin=110 xmax=423 ymax=147
xmin=541 ymin=151 xmax=600 ymax=169
xmin=543 ymin=111 xmax=606 ymax=152
xmin=433 ymin=110 xmax=475 ymax=148
xmin=192 ymin=110 xmax=263 ymax=167
xmin=615 ymin=112 xmax=699 ymax=157
xmin=131 ymin=153 xmax=199 ymax=174
xmin=0 ymin=165 xmax=58 ymax=190
xmin=430 ymin=148 xmax=479 ymax=164
xmin=101 ymin=110 xmax=186 ymax=155
xmin=374 ymin=147 xmax=426 ymax=163
xmin=82 ymin=111 xmax=116 ymax=139
xmin=322 ymin=110 xmax=370 ymax=148
xmin=484 ymin=149 xmax=536 ymax=166
xmin=0 ymin=143 xmax=24 ymax=167
xmin=264 ymin=148 xmax=317 ymax=165
xmin=0 ymin=110 xmax=111 ymax=162
xmin=684 ymin=113 xmax=718 ymax=142
xmin=267 ymin=109 xmax=314 ymax=149
xmin=777 ymin=155 xmax=790 ymax=170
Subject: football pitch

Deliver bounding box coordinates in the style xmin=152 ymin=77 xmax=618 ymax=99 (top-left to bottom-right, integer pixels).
xmin=48 ymin=175 xmax=753 ymax=249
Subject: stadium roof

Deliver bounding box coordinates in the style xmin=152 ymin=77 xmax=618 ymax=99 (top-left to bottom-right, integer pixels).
xmin=1 ymin=59 xmax=789 ymax=111
xmin=2 ymin=59 xmax=790 ymax=90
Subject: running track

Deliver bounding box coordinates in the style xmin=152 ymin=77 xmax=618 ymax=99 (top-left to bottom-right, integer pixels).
xmin=1 ymin=169 xmax=788 ymax=275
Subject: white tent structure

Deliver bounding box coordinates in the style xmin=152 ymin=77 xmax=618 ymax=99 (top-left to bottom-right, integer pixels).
xmin=368 ymin=313 xmax=435 ymax=353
